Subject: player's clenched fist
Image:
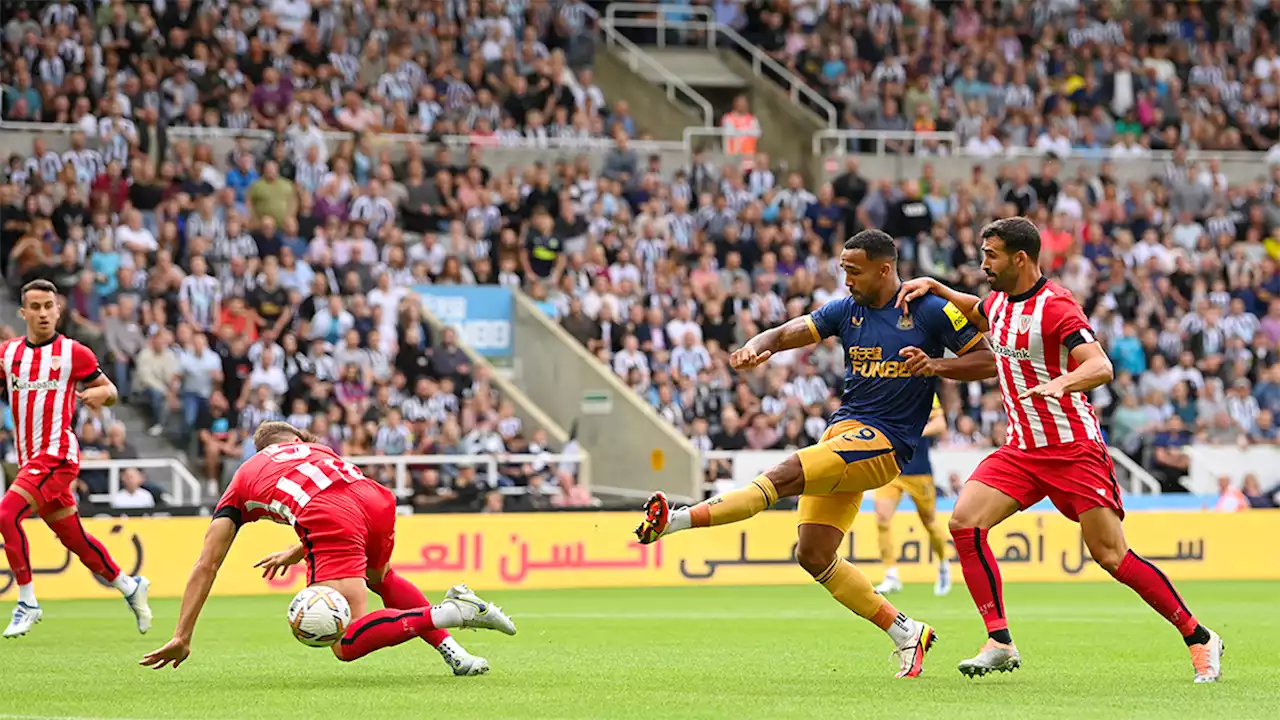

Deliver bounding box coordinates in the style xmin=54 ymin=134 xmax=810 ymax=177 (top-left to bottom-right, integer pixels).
xmin=729 ymin=345 xmax=772 ymax=370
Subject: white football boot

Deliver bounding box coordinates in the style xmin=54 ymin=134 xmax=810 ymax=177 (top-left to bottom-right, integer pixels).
xmin=934 ymin=560 xmax=953 ymax=596
xmin=958 ymin=639 xmax=1022 ymax=678
xmin=875 ymin=568 xmax=903 ymax=595
xmin=443 ymin=584 xmax=517 ymax=635
xmin=125 ymin=576 xmax=153 ymax=634
xmin=437 ymin=636 xmax=491 ymax=676
xmin=1189 ymin=629 xmax=1224 ymax=684
xmin=3 ymin=602 xmax=42 ymax=638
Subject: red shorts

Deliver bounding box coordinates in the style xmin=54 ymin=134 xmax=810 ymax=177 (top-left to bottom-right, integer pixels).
xmin=11 ymin=456 xmax=79 ymax=512
xmin=292 ymin=480 xmax=397 ymax=584
xmin=969 ymin=440 xmax=1124 ymax=522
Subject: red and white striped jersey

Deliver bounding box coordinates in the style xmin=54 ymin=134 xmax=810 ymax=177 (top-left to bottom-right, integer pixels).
xmin=0 ymin=334 xmax=102 ymax=466
xmin=215 ymin=442 xmax=368 ymax=526
xmin=980 ymin=278 xmax=1103 ymax=450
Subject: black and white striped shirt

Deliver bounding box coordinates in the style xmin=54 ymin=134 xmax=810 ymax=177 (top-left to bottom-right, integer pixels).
xmin=377 ymin=73 xmax=414 ymax=104
xmin=774 ymin=188 xmax=817 ymax=216
xmin=374 ymin=424 xmax=412 ymax=455
xmin=746 ymin=169 xmax=775 ymax=197
xmin=402 ymin=395 xmax=433 ymax=423
xmin=1205 ymin=214 xmax=1237 ymax=240
xmin=223 ymin=109 xmax=253 ymax=130
xmin=464 ymin=103 xmax=502 ymax=130
xmin=61 ymin=149 xmax=103 ymax=185
xmin=42 ymin=2 xmax=78 ymax=28
xmin=349 ymin=196 xmax=396 ymax=234
xmin=179 ymin=274 xmax=221 ymax=329
xmin=329 ymin=53 xmax=359 ymax=85
xmin=559 ymin=1 xmax=590 ymax=31
xmin=666 ymin=212 xmax=695 ymax=251
xmin=294 ymin=160 xmax=328 ymax=193
xmin=465 ymin=205 xmax=503 ymax=236
xmin=416 ymin=100 xmax=443 ymax=132
xmin=25 ymin=151 xmax=64 ymax=184
xmin=443 ymin=80 xmax=475 ymax=111
xmin=722 ymin=188 xmax=754 ymax=214
xmin=36 ymin=57 xmax=67 ymax=88
xmin=186 ymin=212 xmax=226 ymax=244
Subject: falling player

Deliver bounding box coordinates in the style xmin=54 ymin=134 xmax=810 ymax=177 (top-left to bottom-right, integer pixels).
xmin=141 ymin=422 xmax=515 ymax=671
xmin=897 ymin=217 xmax=1223 ymax=683
xmin=873 ymin=395 xmax=951 ymax=596
xmin=634 ymin=230 xmax=995 ymax=677
xmin=0 ymin=279 xmax=152 ymax=638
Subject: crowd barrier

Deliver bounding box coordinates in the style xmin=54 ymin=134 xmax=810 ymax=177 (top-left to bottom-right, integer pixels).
xmin=2 ymin=510 xmax=1274 ymax=601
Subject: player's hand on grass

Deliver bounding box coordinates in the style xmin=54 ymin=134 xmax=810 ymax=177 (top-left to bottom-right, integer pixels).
xmin=254 ymin=544 xmax=307 ymax=580
xmin=1019 ymin=378 xmax=1069 ymax=400
xmin=140 ymin=637 xmax=191 ymax=670
xmin=895 ymin=277 xmax=939 ymax=309
xmin=900 ymin=346 xmax=935 ymax=376
xmin=729 ymin=345 xmax=772 ymax=371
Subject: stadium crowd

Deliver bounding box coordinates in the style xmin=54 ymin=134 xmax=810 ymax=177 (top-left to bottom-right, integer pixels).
xmin=2 ymin=0 xmax=1280 ymax=509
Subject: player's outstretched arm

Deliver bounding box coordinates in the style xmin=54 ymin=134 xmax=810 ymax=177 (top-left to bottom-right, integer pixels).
xmin=896 ymin=278 xmax=989 ymax=333
xmin=729 ymin=315 xmax=819 ymax=371
xmin=901 ymin=337 xmax=997 ymax=381
xmin=140 ymin=517 xmax=238 ymax=670
xmin=1020 ymin=341 xmax=1114 ymax=400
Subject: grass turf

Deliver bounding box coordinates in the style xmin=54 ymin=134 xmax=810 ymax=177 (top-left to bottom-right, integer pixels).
xmin=0 ymin=582 xmax=1275 ymax=720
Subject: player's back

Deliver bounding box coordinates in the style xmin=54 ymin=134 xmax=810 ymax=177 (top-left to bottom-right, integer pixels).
xmin=217 ymin=442 xmax=369 ymax=526
xmin=0 ymin=334 xmax=100 ymax=466
xmin=808 ymin=293 xmax=980 ymax=462
xmin=981 ymin=277 xmax=1102 ymax=448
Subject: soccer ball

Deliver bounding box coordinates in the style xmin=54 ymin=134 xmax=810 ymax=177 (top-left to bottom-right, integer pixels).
xmin=287 ymin=586 xmax=351 ymax=648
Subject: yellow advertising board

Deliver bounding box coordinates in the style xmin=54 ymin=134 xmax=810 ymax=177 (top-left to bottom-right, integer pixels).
xmin=0 ymin=511 xmax=1276 ymax=601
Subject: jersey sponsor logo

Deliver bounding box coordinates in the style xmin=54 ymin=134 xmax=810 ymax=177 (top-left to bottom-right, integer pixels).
xmin=848 ymin=346 xmax=911 ymax=378
xmin=11 ymin=379 xmax=61 ymax=391
xmin=942 ymin=302 xmax=968 ymax=331
xmin=991 ymin=343 xmax=1032 ymax=361
xmin=897 ymin=315 xmax=914 ymax=330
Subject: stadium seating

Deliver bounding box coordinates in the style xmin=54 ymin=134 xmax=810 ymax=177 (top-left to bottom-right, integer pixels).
xmin=1 ymin=0 xmax=1278 ymax=510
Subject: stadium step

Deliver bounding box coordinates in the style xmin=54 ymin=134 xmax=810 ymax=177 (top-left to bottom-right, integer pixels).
xmin=628 ymin=48 xmax=747 ymax=89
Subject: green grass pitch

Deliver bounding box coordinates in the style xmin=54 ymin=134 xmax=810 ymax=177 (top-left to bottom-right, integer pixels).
xmin=0 ymin=582 xmax=1275 ymax=720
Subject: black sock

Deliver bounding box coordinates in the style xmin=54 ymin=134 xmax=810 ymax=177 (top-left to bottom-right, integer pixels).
xmin=1183 ymin=625 xmax=1211 ymax=647
xmin=989 ymin=629 xmax=1013 ymax=645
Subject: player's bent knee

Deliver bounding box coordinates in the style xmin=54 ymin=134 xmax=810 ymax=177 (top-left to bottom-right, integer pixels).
xmin=765 ymin=455 xmax=805 ymax=497
xmin=795 ymin=525 xmax=843 ymax=576
xmin=948 ymin=513 xmax=977 ymax=533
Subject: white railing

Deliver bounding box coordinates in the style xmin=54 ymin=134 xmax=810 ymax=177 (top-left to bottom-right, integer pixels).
xmin=345 ymin=452 xmax=586 ymax=498
xmin=439 ymin=134 xmax=686 ymax=152
xmin=599 ymin=20 xmax=715 ymax=126
xmin=813 ymin=129 xmax=961 ymax=156
xmin=78 ymin=457 xmax=203 ymax=506
xmin=683 ymin=125 xmax=762 ymax=157
xmin=603 ymin=3 xmax=839 ymax=129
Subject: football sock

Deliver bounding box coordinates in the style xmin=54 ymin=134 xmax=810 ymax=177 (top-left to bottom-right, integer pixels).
xmin=687 ymin=476 xmax=778 ymax=529
xmin=368 ymin=570 xmax=450 ymax=647
xmin=17 ymin=583 xmax=36 ymax=606
xmin=112 ymin=573 xmax=139 ymax=597
xmin=335 ymin=608 xmax=444 ymax=662
xmin=1111 ymin=551 xmax=1200 ymax=637
xmin=815 ymin=556 xmax=900 ymax=633
xmin=877 ymin=522 xmax=895 ymax=565
xmin=45 ymin=513 xmax=121 ymax=582
xmin=0 ymin=493 xmax=33 ymax=587
xmin=952 ymin=527 xmax=1010 ymax=634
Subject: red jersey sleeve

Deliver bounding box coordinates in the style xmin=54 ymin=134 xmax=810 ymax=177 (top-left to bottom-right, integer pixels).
xmin=978 ymin=293 xmax=997 ymax=322
xmin=212 ymin=470 xmax=249 ymax=528
xmin=70 ymin=339 xmax=103 ymax=383
xmin=1045 ymin=292 xmax=1096 ymax=351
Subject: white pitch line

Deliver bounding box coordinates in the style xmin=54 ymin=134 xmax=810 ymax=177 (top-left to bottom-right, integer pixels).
xmin=0 ymin=715 xmax=154 ymax=720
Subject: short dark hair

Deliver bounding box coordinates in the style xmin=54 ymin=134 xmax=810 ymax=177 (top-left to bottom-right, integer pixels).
xmin=20 ymin=279 xmax=57 ymax=302
xmin=253 ymin=421 xmax=318 ymax=452
xmin=843 ymin=228 xmax=898 ymax=262
xmin=981 ymin=217 xmax=1041 ymax=261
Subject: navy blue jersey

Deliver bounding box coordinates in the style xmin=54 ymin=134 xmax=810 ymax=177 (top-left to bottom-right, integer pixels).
xmin=900 ymin=397 xmax=942 ymax=476
xmin=806 ymin=293 xmax=980 ymax=464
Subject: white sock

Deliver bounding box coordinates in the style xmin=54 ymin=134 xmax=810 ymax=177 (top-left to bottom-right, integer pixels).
xmin=886 ymin=613 xmax=916 ymax=646
xmin=113 ymin=574 xmax=138 ymax=597
xmin=17 ymin=584 xmax=36 ymax=606
xmin=939 ymin=559 xmax=950 ymax=573
xmin=884 ymin=566 xmax=900 ymax=580
xmin=431 ymin=603 xmax=463 ymax=629
xmin=666 ymin=508 xmax=692 ymax=535
xmin=437 ymin=636 xmax=463 ymax=655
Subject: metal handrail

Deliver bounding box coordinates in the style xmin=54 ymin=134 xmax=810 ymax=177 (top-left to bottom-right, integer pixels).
xmin=602 ymin=3 xmax=838 ymax=129
xmin=596 ymin=8 xmax=714 ymax=127
xmin=439 ymin=134 xmax=686 ymax=152
xmin=1108 ymin=447 xmax=1162 ymax=496
xmin=78 ymin=457 xmax=204 ymax=506
xmin=812 ymin=129 xmax=961 ymax=156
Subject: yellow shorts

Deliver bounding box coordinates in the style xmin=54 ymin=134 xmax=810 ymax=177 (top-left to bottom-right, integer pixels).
xmin=796 ymin=419 xmax=902 ymax=533
xmin=877 ymin=474 xmax=938 ymax=516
